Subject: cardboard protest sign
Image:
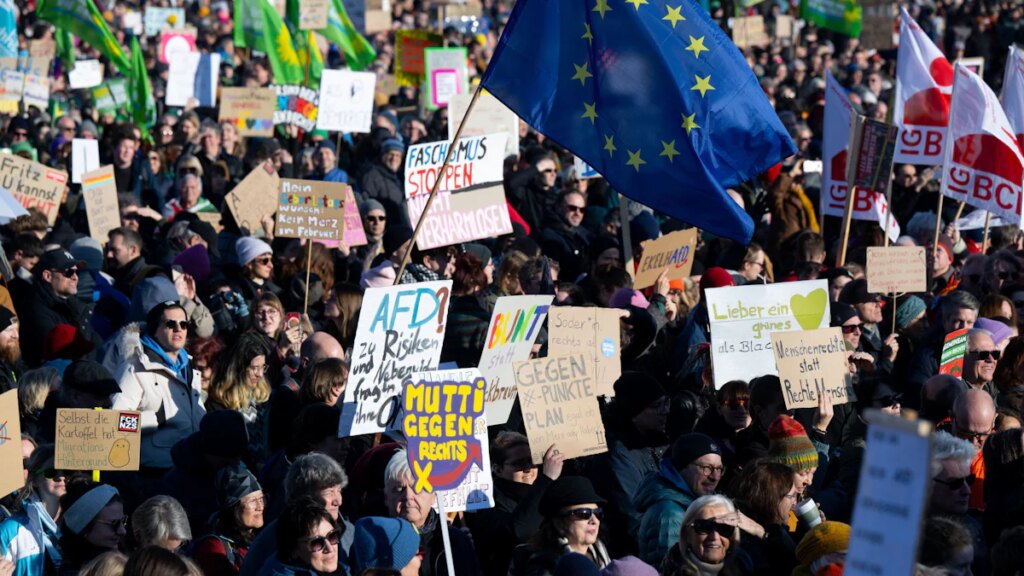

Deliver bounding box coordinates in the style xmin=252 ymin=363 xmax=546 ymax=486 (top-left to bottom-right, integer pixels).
xmin=848 ymin=117 xmax=899 ymax=196
xmin=317 ymin=70 xmax=376 ymax=133
xmin=548 ymin=307 xmax=623 ymax=397
xmin=938 ymin=328 xmax=970 ymax=377
xmin=339 ymin=280 xmax=453 ymax=436
xmin=866 ymin=246 xmax=928 ymax=294
xmin=219 ymin=87 xmax=276 ymax=137
xmin=225 ymin=162 xmax=279 ymax=235
xmin=407 ymin=184 xmax=514 ymax=250
xmin=0 ymin=390 xmax=24 ymax=497
xmin=846 ymin=412 xmax=932 ymax=576
xmin=424 ymin=47 xmax=468 ymax=111
xmin=478 ymin=296 xmax=553 ymax=425
xmin=395 ymin=30 xmax=443 ymax=87
xmin=771 ymin=327 xmax=854 ymax=409
xmin=299 ymin=0 xmax=330 ymax=29
xmin=706 ymin=280 xmax=831 ymax=385
xmin=732 ymin=16 xmax=768 ymax=48
xmin=405 ymin=133 xmax=507 ymax=198
xmin=159 ymin=29 xmax=196 ymax=64
xmin=69 ymin=60 xmax=103 ymax=90
xmin=81 ymin=166 xmax=120 ymax=243
xmin=55 ymin=409 xmax=142 ymax=471
xmin=275 ymin=179 xmax=346 ymax=242
xmin=514 ymin=354 xmax=607 ymax=464
xmin=21 ymin=73 xmax=49 ymax=111
xmin=448 ymin=92 xmax=520 ymax=158
xmin=29 ymin=38 xmax=56 ymax=59
xmin=860 ymin=0 xmax=896 ymax=51
xmin=365 ymin=10 xmax=391 ymax=33
xmin=959 ymin=57 xmax=985 ymax=79
xmin=273 ymin=85 xmax=319 ymax=131
xmin=144 ymin=7 xmax=186 ymax=36
xmin=634 ymin=228 xmax=698 ymax=290
xmin=775 ymin=15 xmax=794 ymax=40
xmin=71 ymin=138 xmax=100 ymax=184
xmin=0 ymin=154 xmax=68 ymax=225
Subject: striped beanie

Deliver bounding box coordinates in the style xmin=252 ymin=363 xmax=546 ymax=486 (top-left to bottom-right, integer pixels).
xmin=767 ymin=415 xmax=818 ymax=473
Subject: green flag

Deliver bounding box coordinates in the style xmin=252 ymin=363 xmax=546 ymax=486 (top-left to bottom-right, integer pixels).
xmin=294 ymin=28 xmax=324 ymax=88
xmin=800 ymin=0 xmax=862 ymax=37
xmin=54 ymin=29 xmax=75 ymax=71
xmin=233 ymin=0 xmax=263 ymax=49
xmin=128 ymin=37 xmax=155 ymax=141
xmin=259 ymin=0 xmax=304 ymax=84
xmin=289 ymin=0 xmax=375 ymax=71
xmin=38 ymin=0 xmax=130 ymax=75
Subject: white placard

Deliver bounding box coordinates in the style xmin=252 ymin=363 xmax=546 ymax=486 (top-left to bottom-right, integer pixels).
xmin=165 ymin=52 xmax=200 ymax=107
xmin=316 ymin=70 xmax=376 ymax=133
xmin=404 ymin=133 xmax=507 ymax=198
xmin=448 ymin=91 xmax=520 ymax=158
xmin=68 ymin=60 xmax=104 ymax=90
xmin=144 ymin=7 xmax=186 ymax=36
xmin=71 ymin=139 xmax=100 ymax=185
xmin=21 ymin=74 xmax=49 ymax=111
xmin=1 ymin=70 xmax=23 ymax=102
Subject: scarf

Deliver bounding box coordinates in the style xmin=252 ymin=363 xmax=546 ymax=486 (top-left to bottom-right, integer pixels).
xmin=140 ymin=333 xmax=190 ymax=383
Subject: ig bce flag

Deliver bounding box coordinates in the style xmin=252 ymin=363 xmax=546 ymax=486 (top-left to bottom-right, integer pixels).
xmin=480 ymin=0 xmax=795 ymax=243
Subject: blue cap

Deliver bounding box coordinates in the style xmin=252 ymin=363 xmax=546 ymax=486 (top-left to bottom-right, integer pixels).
xmin=381 ymin=138 xmax=405 ymax=154
xmin=352 ymin=517 xmax=420 ymax=572
xmin=317 ymin=139 xmax=338 ymax=154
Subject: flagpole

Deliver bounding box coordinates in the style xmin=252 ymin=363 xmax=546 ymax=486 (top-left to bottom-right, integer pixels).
xmin=837 ymin=186 xmax=856 ymax=267
xmin=931 ymin=194 xmax=945 ymax=262
xmin=619 ymin=194 xmax=635 ymax=279
xmin=394 ymin=85 xmax=483 ymax=285
xmin=982 ymin=212 xmax=991 ymax=254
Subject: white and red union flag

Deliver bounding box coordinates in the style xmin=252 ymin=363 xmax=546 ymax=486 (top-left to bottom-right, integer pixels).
xmin=821 ymin=71 xmax=900 ymax=242
xmin=941 ymin=64 xmax=1024 ymax=229
xmin=1001 ymin=45 xmax=1024 ymax=145
xmin=893 ymin=8 xmax=953 ymax=165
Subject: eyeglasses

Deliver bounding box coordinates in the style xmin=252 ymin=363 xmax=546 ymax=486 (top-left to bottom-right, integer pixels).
xmin=303 ymin=529 xmax=341 ymax=554
xmin=955 ymin=428 xmax=992 ymax=442
xmin=565 ymin=205 xmax=585 ymax=214
xmin=255 ymin=256 xmax=273 ymax=266
xmin=690 ymin=519 xmax=733 ymax=538
xmin=61 ymin=268 xmax=80 ymax=278
xmin=11 ymin=131 xmax=28 ymax=139
xmin=61 ymin=126 xmax=76 ymax=133
xmin=94 ymin=516 xmax=128 ymax=530
xmin=724 ymin=398 xmax=747 ymax=409
xmin=539 ymin=168 xmax=557 ymax=174
xmin=933 ymin=474 xmax=975 ymax=490
xmin=240 ymin=495 xmax=266 ymax=510
xmin=562 ymin=507 xmax=603 ymax=522
xmin=365 ymin=215 xmax=386 ymax=223
xmin=692 ymin=463 xmax=725 ymax=477
xmin=970 ymin=350 xmax=1001 ymax=362
xmin=841 ymin=324 xmax=863 ymax=334
xmin=163 ymin=320 xmax=189 ymax=332
xmin=33 ymin=467 xmax=69 ymax=480
xmin=248 ymin=363 xmax=269 ymax=374
xmin=746 ymin=260 xmax=765 ymax=270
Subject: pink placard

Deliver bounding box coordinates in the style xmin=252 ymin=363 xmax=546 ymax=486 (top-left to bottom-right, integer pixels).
xmin=317 ymin=186 xmax=368 ymax=248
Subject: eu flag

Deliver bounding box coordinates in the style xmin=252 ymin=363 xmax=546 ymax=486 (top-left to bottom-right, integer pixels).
xmin=480 ymin=0 xmax=797 ymax=242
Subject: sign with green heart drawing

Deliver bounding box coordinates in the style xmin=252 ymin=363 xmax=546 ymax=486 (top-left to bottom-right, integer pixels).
xmin=704 ymin=280 xmax=830 ymax=386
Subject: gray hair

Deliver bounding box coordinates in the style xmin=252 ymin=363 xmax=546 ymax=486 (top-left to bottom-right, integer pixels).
xmin=941 ymin=291 xmax=980 ymax=320
xmin=679 ymin=494 xmax=740 ymax=543
xmin=929 ymin=431 xmax=976 ymax=478
xmin=385 ymin=449 xmax=412 ymax=487
xmin=285 ymin=452 xmax=347 ymax=500
xmin=131 ymin=495 xmax=191 ymax=546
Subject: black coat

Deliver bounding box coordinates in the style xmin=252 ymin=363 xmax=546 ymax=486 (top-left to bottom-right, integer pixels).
xmin=465 ymin=476 xmax=553 ymax=576
xmin=18 ymin=283 xmax=99 ymax=367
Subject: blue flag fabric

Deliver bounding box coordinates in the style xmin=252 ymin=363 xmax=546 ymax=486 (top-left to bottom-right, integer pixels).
xmin=480 ymin=0 xmax=796 ymax=242
xmin=0 ymin=0 xmax=16 ymax=58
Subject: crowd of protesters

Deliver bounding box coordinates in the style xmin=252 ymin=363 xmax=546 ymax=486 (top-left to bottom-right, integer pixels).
xmin=0 ymin=0 xmax=1020 ymax=575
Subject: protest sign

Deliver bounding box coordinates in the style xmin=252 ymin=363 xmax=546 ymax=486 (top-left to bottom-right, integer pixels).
xmin=404 ymin=133 xmax=507 ymax=198
xmin=29 ymin=38 xmax=55 ymax=59
xmin=342 ymin=186 xmax=368 ymax=246
xmin=938 ymin=328 xmax=970 ymax=377
xmin=317 ymin=70 xmax=376 ymax=133
xmin=299 ymin=0 xmax=330 ymax=29
xmin=958 ymin=57 xmax=985 ymax=79
xmin=365 ymin=10 xmax=391 ymax=33
xmin=0 ymin=154 xmax=68 ymax=224
xmin=706 ymin=280 xmax=831 ymax=385
xmin=732 ymin=16 xmax=767 ymax=48
xmin=108 ymin=79 xmax=129 ymax=108
xmin=91 ymin=83 xmax=117 ymax=113
xmin=339 ymin=280 xmax=453 ymax=436
xmin=167 ymin=52 xmax=220 ymax=108
xmin=55 ymin=409 xmax=142 ymax=471
xmin=771 ymin=327 xmax=854 ymax=409
xmin=225 ymin=162 xmax=279 ymax=235
xmin=860 ymin=0 xmax=896 ymax=51
xmin=220 ymin=87 xmax=276 ymax=137
xmin=407 ymin=184 xmax=513 ymax=250
xmin=159 ymin=29 xmax=196 ymax=64
xmin=144 ymin=7 xmax=186 ymax=36
xmin=548 ymin=307 xmax=623 ymax=397
xmin=0 ymin=69 xmax=22 ymax=103
xmin=275 ymin=179 xmax=346 ymax=242
xmin=573 ymin=157 xmax=601 ymax=179
xmin=846 ymin=411 xmax=932 ymax=576
xmin=81 ymin=166 xmax=119 ymax=243
xmin=68 ymin=60 xmax=103 ymax=90
xmin=448 ymin=91 xmax=520 ymax=158
xmin=395 ymin=30 xmax=443 ymax=87
xmin=514 ymin=354 xmax=608 ymax=464
xmin=634 ymin=228 xmax=698 ymax=290
xmin=273 ymin=85 xmax=319 ymax=132
xmin=0 ymin=389 xmax=24 ymax=497
xmin=424 ymin=47 xmax=468 ymax=111
xmin=775 ymin=15 xmax=794 ymax=40
xmin=478 ymin=295 xmax=553 ymax=425
xmin=71 ymin=138 xmax=100 ymax=184
xmin=21 ymin=73 xmax=49 ymax=111
xmin=866 ymin=246 xmax=928 ymax=294
xmin=848 ymin=117 xmax=899 ymax=196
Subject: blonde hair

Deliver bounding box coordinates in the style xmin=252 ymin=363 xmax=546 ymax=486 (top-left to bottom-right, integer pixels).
xmin=207 ymin=333 xmax=271 ymax=411
xmin=79 ymin=551 xmax=127 ymax=576
xmin=18 ymin=367 xmax=57 ymax=415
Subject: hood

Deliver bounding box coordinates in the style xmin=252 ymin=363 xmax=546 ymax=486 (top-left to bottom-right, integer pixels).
xmin=633 ymin=459 xmax=696 ymax=512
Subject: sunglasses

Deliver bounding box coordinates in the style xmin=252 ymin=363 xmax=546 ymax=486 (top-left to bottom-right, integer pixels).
xmin=539 ymin=168 xmax=557 ymax=174
xmin=971 ymin=350 xmax=1001 ymax=361
xmin=875 ymin=394 xmax=902 ymax=408
xmin=933 ymin=474 xmax=975 ymax=490
xmin=304 ymin=529 xmax=341 ymax=553
xmin=33 ymin=467 xmax=69 ymax=480
xmin=59 ymin=267 xmax=80 ymax=278
xmin=562 ymin=507 xmax=603 ymax=522
xmin=95 ymin=515 xmax=129 ymax=530
xmin=365 ymin=215 xmax=386 ymax=223
xmin=163 ymin=320 xmax=189 ymax=332
xmin=566 ymin=205 xmax=585 ymax=214
xmin=690 ymin=519 xmax=734 ymax=538
xmin=841 ymin=324 xmax=862 ymax=334
xmin=724 ymin=398 xmax=747 ymax=409
xmin=255 ymin=256 xmax=273 ymax=266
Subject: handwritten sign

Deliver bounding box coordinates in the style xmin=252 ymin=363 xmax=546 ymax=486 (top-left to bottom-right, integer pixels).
xmin=448 ymin=92 xmax=520 ymax=158
xmin=732 ymin=15 xmax=768 ymax=48
xmin=299 ymin=0 xmax=330 ymax=29
xmin=548 ymin=307 xmax=622 ymax=397
xmin=144 ymin=7 xmax=185 ymax=36
xmin=29 ymin=39 xmax=56 ymax=59
xmin=225 ymin=162 xmax=279 ymax=235
xmin=407 ymin=184 xmax=513 ymax=250
xmin=478 ymin=296 xmax=553 ymax=425
xmin=219 ymin=87 xmax=276 ymax=137
xmin=634 ymin=228 xmax=698 ymax=290
xmin=21 ymin=73 xmax=49 ymax=111
xmin=0 ymin=390 xmax=24 ymax=497
xmin=55 ymin=409 xmax=142 ymax=471
xmin=404 ymin=133 xmax=507 ymax=198
xmin=276 ymin=179 xmax=346 ymax=241
xmin=0 ymin=69 xmax=23 ymax=103
xmin=424 ymin=47 xmax=468 ymax=111
xmin=81 ymin=166 xmax=120 ymax=243
xmin=395 ymin=30 xmax=443 ymax=87
xmin=514 ymin=354 xmax=607 ymax=464
xmin=771 ymin=327 xmax=854 ymax=409
xmin=68 ymin=60 xmax=103 ymax=90
xmin=860 ymin=0 xmax=896 ymax=51
xmin=71 ymin=139 xmax=100 ymax=184
xmin=339 ymin=280 xmax=453 ymax=436
xmin=317 ymin=70 xmax=376 ymax=133
xmin=846 ymin=412 xmax=932 ymax=576
xmin=706 ymin=280 xmax=831 ymax=386
xmin=939 ymin=328 xmax=970 ymax=377
xmin=0 ymin=154 xmax=68 ymax=225
xmin=866 ymin=246 xmax=927 ymax=294
xmin=273 ymin=84 xmax=319 ymax=131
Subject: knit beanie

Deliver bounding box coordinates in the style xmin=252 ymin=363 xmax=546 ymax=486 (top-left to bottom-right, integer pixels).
xmin=795 ymin=521 xmax=851 ymax=567
xmin=894 ymin=296 xmax=927 ymax=330
xmin=235 ymin=237 xmax=273 ymax=267
xmin=766 ymin=415 xmax=818 ymax=473
xmin=612 ymin=371 xmax=666 ymax=420
xmin=351 ymin=517 xmax=420 ymax=573
xmin=601 ymin=556 xmax=658 ymax=576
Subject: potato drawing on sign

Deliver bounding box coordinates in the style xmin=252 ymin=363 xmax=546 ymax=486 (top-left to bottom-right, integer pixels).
xmin=108 ymin=438 xmax=131 ymax=467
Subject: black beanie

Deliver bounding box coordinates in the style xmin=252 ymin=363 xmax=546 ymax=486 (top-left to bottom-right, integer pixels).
xmin=612 ymin=371 xmax=667 ymax=420
xmin=0 ymin=307 xmax=16 ymax=332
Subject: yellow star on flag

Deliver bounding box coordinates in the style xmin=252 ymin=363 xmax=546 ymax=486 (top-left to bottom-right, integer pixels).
xmin=625 ymin=0 xmax=648 ymax=10
xmin=572 ymin=62 xmax=593 ymax=87
xmin=660 ymin=140 xmax=680 ymax=162
xmin=626 ymin=149 xmax=647 ymax=172
xmin=581 ymin=102 xmax=599 ymax=124
xmin=663 ymin=5 xmax=685 ymax=28
xmin=681 ymin=113 xmax=700 ymax=135
xmin=692 ymin=74 xmax=715 ymax=97
xmin=593 ymin=0 xmax=612 ymax=19
xmin=582 ymin=23 xmax=594 ymax=44
xmin=686 ymin=35 xmax=709 ymax=59
xmin=604 ymin=134 xmax=617 ymax=156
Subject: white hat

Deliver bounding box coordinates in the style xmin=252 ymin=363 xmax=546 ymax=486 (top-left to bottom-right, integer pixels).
xmin=235 ymin=237 xmax=273 ymax=267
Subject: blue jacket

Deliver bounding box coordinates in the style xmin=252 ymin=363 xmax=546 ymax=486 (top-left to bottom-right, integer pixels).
xmin=633 ymin=459 xmax=698 ymax=566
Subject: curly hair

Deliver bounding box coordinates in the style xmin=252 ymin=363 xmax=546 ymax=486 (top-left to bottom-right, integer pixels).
xmin=207 ymin=332 xmax=272 ymax=411
xmin=452 ymin=252 xmax=487 ymax=295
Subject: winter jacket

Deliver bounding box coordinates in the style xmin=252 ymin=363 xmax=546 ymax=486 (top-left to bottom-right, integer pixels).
xmin=241 ymin=518 xmax=354 ymax=576
xmin=18 ymin=282 xmax=100 ymax=367
xmin=507 ymin=539 xmax=611 ymax=576
xmin=539 ymin=219 xmax=591 ymax=282
xmin=110 ymin=336 xmax=205 ymax=469
xmin=464 ymin=476 xmax=553 ymax=576
xmin=439 ymin=294 xmax=490 ymax=368
xmin=419 ymin=510 xmax=482 ymax=576
xmin=359 ymin=162 xmax=408 ymax=228
xmin=633 ymin=459 xmax=698 ymax=566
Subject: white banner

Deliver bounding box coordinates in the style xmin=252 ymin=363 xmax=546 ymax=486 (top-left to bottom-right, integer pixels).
xmin=404 ymin=133 xmax=507 ymax=198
